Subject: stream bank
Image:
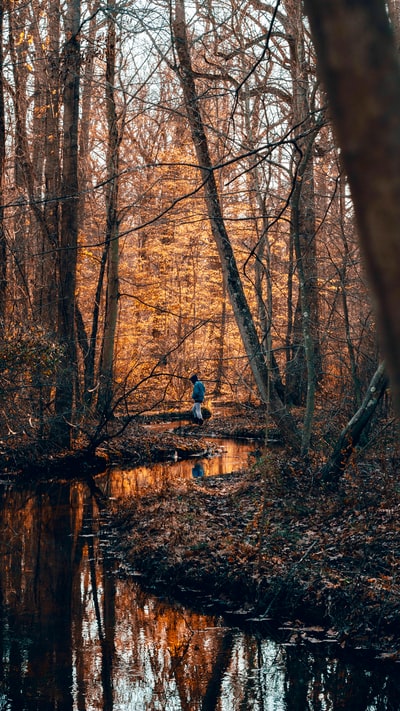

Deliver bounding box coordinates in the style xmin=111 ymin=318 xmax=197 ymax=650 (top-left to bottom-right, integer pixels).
xmin=105 ymin=418 xmax=400 ymax=661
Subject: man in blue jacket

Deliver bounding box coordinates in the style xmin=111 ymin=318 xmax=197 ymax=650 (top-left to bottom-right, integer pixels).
xmin=190 ymin=374 xmax=205 ymax=425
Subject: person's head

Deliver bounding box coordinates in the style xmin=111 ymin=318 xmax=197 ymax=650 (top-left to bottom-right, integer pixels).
xmin=190 ymin=374 xmax=198 ymax=383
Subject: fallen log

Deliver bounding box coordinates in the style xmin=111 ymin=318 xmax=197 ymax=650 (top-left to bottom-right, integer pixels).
xmin=138 ymin=407 xmax=212 ymax=423
xmin=320 ymin=362 xmax=388 ymax=483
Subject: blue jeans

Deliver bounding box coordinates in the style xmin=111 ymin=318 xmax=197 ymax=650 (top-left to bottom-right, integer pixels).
xmin=192 ymin=402 xmax=203 ymax=420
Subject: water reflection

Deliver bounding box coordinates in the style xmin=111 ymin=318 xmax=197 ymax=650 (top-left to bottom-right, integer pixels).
xmin=192 ymin=462 xmax=204 ymax=478
xmin=102 ymin=438 xmax=256 ymax=500
xmin=0 ymin=470 xmax=399 ymax=709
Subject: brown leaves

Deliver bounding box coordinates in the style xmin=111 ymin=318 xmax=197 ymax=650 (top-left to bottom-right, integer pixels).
xmin=109 ymin=450 xmax=400 ymax=655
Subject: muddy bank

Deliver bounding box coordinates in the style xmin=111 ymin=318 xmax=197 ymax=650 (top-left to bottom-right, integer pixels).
xmin=0 ymin=418 xmax=220 ymax=478
xmin=0 ymin=404 xmax=271 ymax=478
xmin=107 ymin=450 xmax=400 ymax=660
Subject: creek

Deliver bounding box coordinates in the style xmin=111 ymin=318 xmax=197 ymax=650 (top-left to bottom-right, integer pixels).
xmin=0 ymin=435 xmax=399 ymax=710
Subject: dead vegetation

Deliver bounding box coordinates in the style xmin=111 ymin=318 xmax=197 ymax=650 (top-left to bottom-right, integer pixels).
xmin=108 ymin=448 xmax=400 ymax=658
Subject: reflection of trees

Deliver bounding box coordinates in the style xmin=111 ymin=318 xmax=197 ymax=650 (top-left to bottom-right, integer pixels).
xmin=0 ymin=481 xmax=113 ymax=709
xmin=283 ymin=646 xmax=312 ymax=710
xmin=283 ymin=644 xmax=400 ymax=710
xmin=200 ymin=630 xmax=234 ymax=710
xmin=166 ymin=619 xmax=235 ymax=710
xmin=97 ymin=514 xmax=116 ymax=711
xmin=72 ymin=491 xmax=116 ymax=711
xmin=1 ymin=481 xmax=400 ymax=710
xmin=0 ymin=483 xmax=75 ymax=708
xmin=119 ymin=594 xmax=225 ymax=709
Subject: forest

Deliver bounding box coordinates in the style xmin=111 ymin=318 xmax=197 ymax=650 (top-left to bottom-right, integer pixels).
xmin=2 ymin=0 xmax=400 ymax=673
xmin=1 ymin=0 xmax=399 ymax=479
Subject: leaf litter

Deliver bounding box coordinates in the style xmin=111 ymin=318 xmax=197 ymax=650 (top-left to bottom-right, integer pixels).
xmin=103 ymin=419 xmax=400 ymax=659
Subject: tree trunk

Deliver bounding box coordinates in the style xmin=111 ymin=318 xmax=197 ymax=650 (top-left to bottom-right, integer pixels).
xmin=284 ymin=0 xmax=321 ymax=450
xmin=242 ymin=87 xmax=286 ymax=402
xmin=53 ymin=0 xmax=81 ymax=447
xmin=336 ymin=177 xmax=363 ymax=407
xmin=388 ymin=0 xmax=400 ymax=50
xmin=304 ymin=0 xmax=400 ymax=418
xmin=321 ymin=362 xmax=388 ymax=482
xmin=172 ymin=0 xmax=301 ymax=450
xmin=79 ymin=0 xmax=98 ymax=216
xmin=290 ymin=134 xmax=319 ymax=454
xmin=214 ymin=280 xmax=227 ymax=397
xmin=8 ymin=3 xmax=32 ymax=318
xmin=9 ymin=0 xmax=60 ymax=325
xmin=97 ymin=1 xmax=120 ymax=416
xmin=82 ymin=245 xmax=108 ymax=407
xmin=41 ymin=0 xmax=60 ymax=330
xmin=0 ymin=0 xmax=6 ymax=335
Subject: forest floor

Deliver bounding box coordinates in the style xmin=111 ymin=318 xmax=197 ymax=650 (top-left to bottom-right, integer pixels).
xmin=103 ymin=407 xmax=400 ymax=662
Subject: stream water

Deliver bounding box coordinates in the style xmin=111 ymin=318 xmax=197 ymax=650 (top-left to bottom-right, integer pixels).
xmin=0 ymin=437 xmax=399 ymax=710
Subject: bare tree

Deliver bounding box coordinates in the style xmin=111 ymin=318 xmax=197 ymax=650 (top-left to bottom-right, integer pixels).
xmin=53 ymin=0 xmax=81 ymax=447
xmin=40 ymin=0 xmax=61 ymax=329
xmin=97 ymin=0 xmax=121 ymax=415
xmin=172 ymin=0 xmax=301 ymax=450
xmin=285 ymin=0 xmax=321 ymax=422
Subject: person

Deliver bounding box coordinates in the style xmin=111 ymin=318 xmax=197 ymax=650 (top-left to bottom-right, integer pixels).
xmin=190 ymin=374 xmax=205 ymax=425
xmin=192 ymin=462 xmax=204 ymax=478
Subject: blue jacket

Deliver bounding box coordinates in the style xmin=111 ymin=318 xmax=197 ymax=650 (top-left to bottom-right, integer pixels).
xmin=192 ymin=380 xmax=205 ymax=402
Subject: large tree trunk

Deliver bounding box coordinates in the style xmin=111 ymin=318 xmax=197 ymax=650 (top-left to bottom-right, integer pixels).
xmin=284 ymin=0 xmax=321 ymax=453
xmin=28 ymin=3 xmax=51 ymax=325
xmin=304 ymin=0 xmax=400 ymax=418
xmin=321 ymin=362 xmax=388 ymax=482
xmin=172 ymin=0 xmax=301 ymax=450
xmin=53 ymin=0 xmax=81 ymax=447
